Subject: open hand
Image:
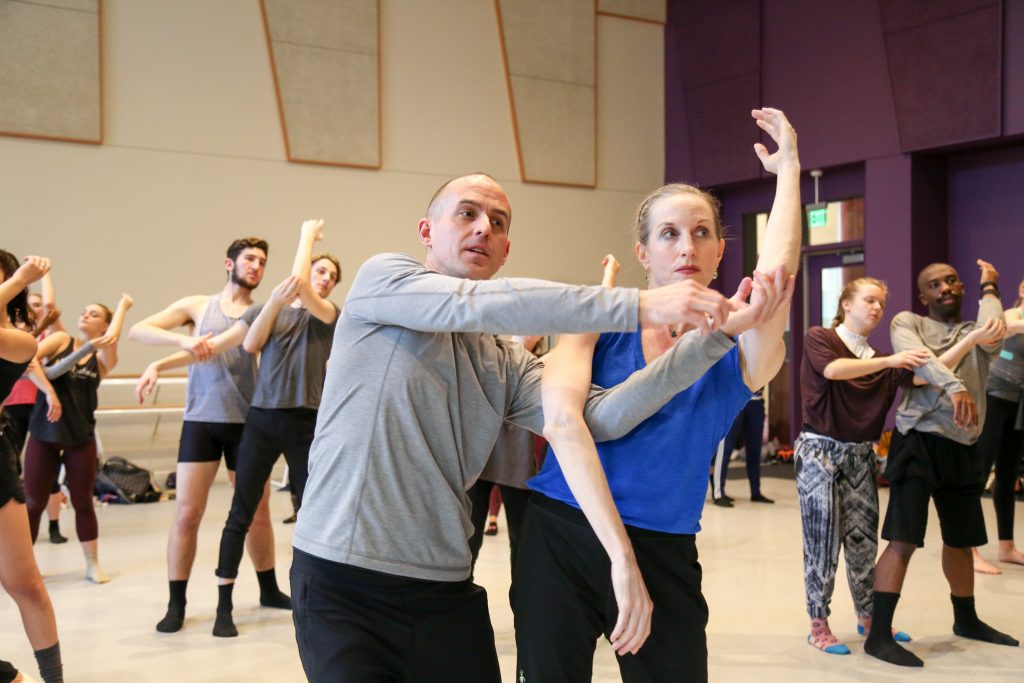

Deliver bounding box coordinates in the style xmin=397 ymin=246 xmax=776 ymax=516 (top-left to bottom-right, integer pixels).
xmin=752 ymin=108 xmax=799 ymax=175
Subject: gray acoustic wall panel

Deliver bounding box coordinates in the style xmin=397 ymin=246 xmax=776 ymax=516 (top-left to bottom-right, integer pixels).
xmin=263 ymin=0 xmax=379 ymax=168
xmin=598 ymin=0 xmax=666 ymax=24
xmin=0 ymin=0 xmax=101 ymax=143
xmin=498 ymin=0 xmax=595 ymax=186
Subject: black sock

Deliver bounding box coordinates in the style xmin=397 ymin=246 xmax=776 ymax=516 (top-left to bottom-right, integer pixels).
xmin=864 ymin=592 xmax=923 ymax=667
xmin=155 ymin=579 xmax=188 ymax=633
xmin=48 ymin=520 xmax=67 ymax=543
xmin=256 ymin=568 xmax=291 ymax=609
xmin=33 ymin=642 xmax=63 ymax=683
xmin=212 ymin=583 xmax=238 ymax=638
xmin=951 ymin=594 xmax=1020 ymax=646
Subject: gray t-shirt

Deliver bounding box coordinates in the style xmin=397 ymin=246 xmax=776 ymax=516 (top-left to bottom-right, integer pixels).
xmin=892 ymin=296 xmax=1003 ymax=445
xmin=184 ymin=295 xmax=256 ymax=424
xmin=293 ymin=253 xmax=736 ymax=582
xmin=243 ymin=304 xmax=338 ymax=410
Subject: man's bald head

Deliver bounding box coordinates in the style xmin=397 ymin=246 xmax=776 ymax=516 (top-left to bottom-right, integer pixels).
xmin=426 ymin=173 xmax=510 ymax=225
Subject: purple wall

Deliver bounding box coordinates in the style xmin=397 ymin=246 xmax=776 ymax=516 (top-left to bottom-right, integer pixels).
xmin=948 ymin=142 xmax=1024 ymax=310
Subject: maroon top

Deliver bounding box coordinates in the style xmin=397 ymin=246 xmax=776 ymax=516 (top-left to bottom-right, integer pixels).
xmin=801 ymin=326 xmax=915 ymax=443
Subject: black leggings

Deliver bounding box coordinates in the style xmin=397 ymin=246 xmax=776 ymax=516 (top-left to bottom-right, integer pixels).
xmin=977 ymin=394 xmax=1024 ymax=541
xmin=216 ymin=407 xmax=315 ymax=579
xmin=23 ymin=437 xmax=98 ymax=542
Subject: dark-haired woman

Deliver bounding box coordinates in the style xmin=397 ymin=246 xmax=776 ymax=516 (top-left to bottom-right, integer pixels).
xmin=795 ymin=277 xmax=1000 ymax=654
xmin=3 ymin=270 xmax=69 ymax=544
xmin=24 ymin=293 xmax=132 ymax=584
xmin=0 ymin=251 xmax=64 ymax=683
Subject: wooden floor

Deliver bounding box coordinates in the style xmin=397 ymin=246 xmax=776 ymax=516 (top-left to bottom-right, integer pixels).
xmin=2 ymin=475 xmax=1023 ymax=682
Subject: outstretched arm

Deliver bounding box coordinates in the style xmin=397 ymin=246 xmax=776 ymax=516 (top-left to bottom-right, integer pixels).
xmin=733 ymin=108 xmax=801 ymax=391
xmin=541 ymin=256 xmax=651 ymax=655
xmin=291 ymin=219 xmax=338 ymax=324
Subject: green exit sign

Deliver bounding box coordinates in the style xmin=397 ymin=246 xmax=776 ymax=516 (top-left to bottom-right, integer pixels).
xmin=807 ymin=203 xmax=828 ymax=228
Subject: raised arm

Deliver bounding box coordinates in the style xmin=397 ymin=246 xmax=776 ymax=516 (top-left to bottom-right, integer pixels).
xmin=734 ymin=108 xmax=802 ymax=391
xmin=95 ymin=293 xmax=133 ymax=378
xmin=0 ymin=256 xmax=49 ymax=363
xmin=290 ymin=219 xmax=337 ymax=324
xmin=135 ymin=321 xmax=248 ymax=403
xmin=975 ymin=259 xmax=1005 ymax=355
xmin=39 ymin=270 xmax=66 ymax=334
xmin=128 ymin=294 xmax=214 ymax=360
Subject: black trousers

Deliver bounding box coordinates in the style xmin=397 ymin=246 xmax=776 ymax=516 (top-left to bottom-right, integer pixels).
xmin=466 ymin=479 xmax=530 ymax=571
xmin=216 ymin=407 xmax=315 ymax=579
xmin=511 ymin=495 xmax=708 ymax=683
xmin=291 ymin=549 xmax=501 ymax=683
xmin=977 ymin=394 xmax=1024 ymax=540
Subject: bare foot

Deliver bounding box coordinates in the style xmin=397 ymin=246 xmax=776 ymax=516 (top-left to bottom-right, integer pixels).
xmin=973 ymin=548 xmax=1002 ymax=575
xmin=998 ymin=544 xmax=1024 ymax=566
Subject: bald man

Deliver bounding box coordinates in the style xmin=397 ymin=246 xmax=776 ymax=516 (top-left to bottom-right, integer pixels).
xmin=865 ymin=260 xmax=1018 ymax=667
xmin=290 ymin=173 xmax=775 ymax=682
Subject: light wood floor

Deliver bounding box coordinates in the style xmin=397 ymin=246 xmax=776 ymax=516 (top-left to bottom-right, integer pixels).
xmin=2 ymin=476 xmax=1022 ymax=682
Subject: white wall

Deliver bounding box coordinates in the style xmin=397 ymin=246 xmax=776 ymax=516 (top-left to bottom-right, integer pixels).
xmin=0 ymin=0 xmax=664 ymax=372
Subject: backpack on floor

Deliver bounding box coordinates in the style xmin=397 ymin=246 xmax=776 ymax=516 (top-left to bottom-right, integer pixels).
xmin=95 ymin=456 xmax=160 ymax=504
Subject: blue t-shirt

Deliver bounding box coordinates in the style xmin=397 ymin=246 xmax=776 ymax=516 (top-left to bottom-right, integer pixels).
xmin=529 ymin=328 xmax=752 ymax=534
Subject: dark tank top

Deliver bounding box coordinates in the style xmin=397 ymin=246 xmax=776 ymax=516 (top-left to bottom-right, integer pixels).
xmin=0 ymin=357 xmax=30 ymax=402
xmin=29 ymin=340 xmax=101 ymax=445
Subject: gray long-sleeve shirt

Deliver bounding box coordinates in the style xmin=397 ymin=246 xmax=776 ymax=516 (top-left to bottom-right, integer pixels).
xmin=293 ymin=253 xmax=736 ymax=581
xmin=892 ymin=296 xmax=1004 ymax=445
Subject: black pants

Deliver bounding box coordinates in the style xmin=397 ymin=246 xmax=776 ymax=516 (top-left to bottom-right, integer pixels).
xmin=291 ymin=549 xmax=501 ymax=683
xmin=712 ymin=398 xmax=764 ymax=499
xmin=977 ymin=394 xmax=1024 ymax=540
xmin=466 ymin=479 xmax=530 ymax=571
xmin=216 ymin=407 xmax=315 ymax=579
xmin=512 ymin=495 xmax=708 ymax=683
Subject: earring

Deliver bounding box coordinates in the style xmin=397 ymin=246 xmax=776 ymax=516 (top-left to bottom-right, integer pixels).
xmin=712 ymin=270 xmax=718 ymax=281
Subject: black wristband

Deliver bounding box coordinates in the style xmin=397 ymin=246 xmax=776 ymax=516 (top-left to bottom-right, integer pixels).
xmin=981 ymin=280 xmax=998 ymax=289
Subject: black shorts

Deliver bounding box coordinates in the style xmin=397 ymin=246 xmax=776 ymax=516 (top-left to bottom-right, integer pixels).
xmin=512 ymin=495 xmax=709 ymax=683
xmin=291 ymin=549 xmax=501 ymax=683
xmin=881 ymin=429 xmax=987 ymax=548
xmin=176 ymin=420 xmax=245 ymax=470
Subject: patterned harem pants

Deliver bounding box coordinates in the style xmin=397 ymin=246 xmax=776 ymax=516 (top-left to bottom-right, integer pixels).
xmin=795 ymin=431 xmax=878 ymax=620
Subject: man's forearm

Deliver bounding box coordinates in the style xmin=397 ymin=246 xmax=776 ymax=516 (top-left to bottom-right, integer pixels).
xmin=345 ymin=256 xmax=639 ymax=335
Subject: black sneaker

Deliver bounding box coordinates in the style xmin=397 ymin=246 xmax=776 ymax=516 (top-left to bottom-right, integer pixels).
xmin=751 ymin=493 xmax=775 ymax=504
xmin=713 ymin=497 xmax=734 ymax=508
